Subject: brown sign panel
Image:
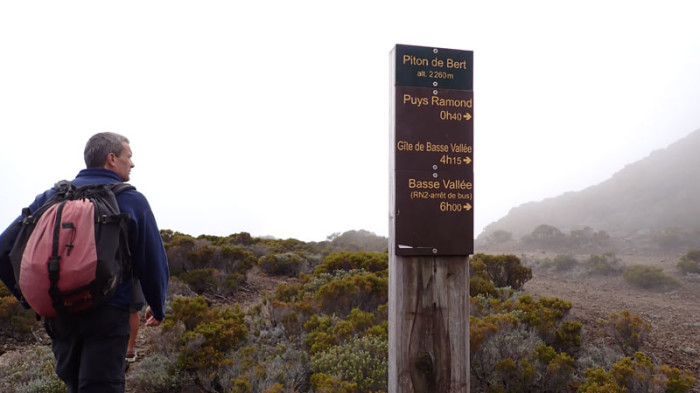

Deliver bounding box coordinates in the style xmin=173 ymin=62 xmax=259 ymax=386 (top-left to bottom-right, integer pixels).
xmin=395 ymin=169 xmax=473 ymax=255
xmin=394 ymin=44 xmax=473 ymax=90
xmin=395 ymin=86 xmax=473 ymax=171
xmin=392 ymin=45 xmax=473 ymax=256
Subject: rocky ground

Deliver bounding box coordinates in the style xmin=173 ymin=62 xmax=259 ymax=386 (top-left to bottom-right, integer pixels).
xmin=520 ymin=251 xmax=700 ymax=392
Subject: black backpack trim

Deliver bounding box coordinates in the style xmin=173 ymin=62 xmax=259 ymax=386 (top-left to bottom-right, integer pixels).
xmin=8 ymin=180 xmax=136 ymax=316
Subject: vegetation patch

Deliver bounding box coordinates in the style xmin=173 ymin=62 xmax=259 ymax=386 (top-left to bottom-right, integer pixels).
xmin=677 ymin=249 xmax=700 ymax=274
xmin=0 ymin=346 xmax=66 ymax=393
xmin=623 ymin=264 xmax=679 ymax=290
xmin=1 ymin=230 xmax=696 ymax=393
xmin=585 ymin=253 xmax=624 ymax=276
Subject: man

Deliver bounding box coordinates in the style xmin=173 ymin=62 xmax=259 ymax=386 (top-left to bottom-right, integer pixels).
xmin=0 ymin=132 xmax=170 ymax=393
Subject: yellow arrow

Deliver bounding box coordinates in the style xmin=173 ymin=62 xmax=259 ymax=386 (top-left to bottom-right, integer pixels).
xmin=464 ymin=203 xmax=472 ymax=211
xmin=464 ymin=157 xmax=472 ymax=165
xmin=463 ymin=113 xmax=472 ymax=121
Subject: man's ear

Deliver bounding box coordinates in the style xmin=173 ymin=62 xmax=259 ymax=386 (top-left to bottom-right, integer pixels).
xmin=104 ymin=152 xmax=117 ymax=169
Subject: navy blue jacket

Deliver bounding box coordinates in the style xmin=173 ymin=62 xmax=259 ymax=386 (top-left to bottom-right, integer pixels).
xmin=0 ymin=169 xmax=169 ymax=321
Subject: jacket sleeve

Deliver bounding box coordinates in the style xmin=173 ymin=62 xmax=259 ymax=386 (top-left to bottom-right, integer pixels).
xmin=0 ymin=218 xmax=22 ymax=299
xmin=0 ymin=189 xmax=55 ymax=301
xmin=118 ymin=190 xmax=170 ymax=321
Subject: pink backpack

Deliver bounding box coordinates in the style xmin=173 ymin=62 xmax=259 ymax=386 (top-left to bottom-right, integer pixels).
xmin=9 ymin=181 xmax=134 ymax=317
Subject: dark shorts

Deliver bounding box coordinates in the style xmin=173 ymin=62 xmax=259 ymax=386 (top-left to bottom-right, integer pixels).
xmin=44 ymin=306 xmax=131 ymax=393
xmin=129 ymin=279 xmax=145 ymax=313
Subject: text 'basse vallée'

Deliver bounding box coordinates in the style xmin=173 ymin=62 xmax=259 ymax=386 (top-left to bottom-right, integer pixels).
xmin=408 ymin=178 xmax=472 ymax=190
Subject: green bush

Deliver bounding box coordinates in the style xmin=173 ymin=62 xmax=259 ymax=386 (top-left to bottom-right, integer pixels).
xmin=677 ymin=249 xmax=700 ymax=274
xmin=579 ymin=352 xmax=694 ymax=393
xmin=585 ymin=253 xmax=623 ymax=275
xmin=258 ymin=237 xmax=311 ymax=254
xmin=469 ymin=318 xmax=575 ymax=393
xmin=176 ymin=269 xmax=245 ymax=297
xmin=0 ymin=295 xmax=36 ymax=338
xmin=0 ymin=346 xmax=66 ymax=393
xmin=127 ymin=353 xmax=183 ymax=393
xmin=484 ymin=229 xmax=514 ymax=244
xmin=514 ymin=295 xmax=572 ymax=343
xmin=258 ymin=252 xmax=303 ymax=276
xmin=623 ymin=264 xmax=678 ymax=290
xmin=654 ymin=228 xmax=696 ymax=252
xmin=554 ymin=320 xmax=582 ymax=355
xmin=469 ymin=269 xmax=498 ymax=297
xmin=310 ymin=335 xmax=388 ymax=393
xmin=221 ymin=231 xmax=256 ymax=246
xmin=185 ymin=244 xmax=217 ymax=270
xmin=552 ymin=255 xmax=579 ymax=271
xmin=606 ymin=311 xmax=650 ymax=356
xmin=163 ymin=296 xmax=213 ymax=332
xmin=178 ymin=268 xmax=217 ymax=294
xmin=323 ymin=230 xmax=388 ymax=254
xmin=304 ymin=315 xmax=339 ymax=355
xmin=470 ymin=254 xmax=532 ymax=290
xmin=314 ymin=251 xmax=387 ymax=275
xmin=163 ymin=233 xmax=196 ymax=274
xmin=315 ymin=270 xmax=388 ymax=315
xmin=521 ymin=224 xmax=566 ymax=249
xmin=310 ymin=373 xmax=356 ymax=393
xmin=220 ymin=244 xmax=258 ymax=272
xmin=175 ymin=305 xmax=248 ymax=391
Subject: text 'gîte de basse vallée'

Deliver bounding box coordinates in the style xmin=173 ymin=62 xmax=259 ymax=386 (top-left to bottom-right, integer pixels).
xmin=396 ymin=141 xmax=472 ymax=166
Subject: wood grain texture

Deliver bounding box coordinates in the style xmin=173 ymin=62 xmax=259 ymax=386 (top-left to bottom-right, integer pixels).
xmin=389 ymin=254 xmax=469 ymax=393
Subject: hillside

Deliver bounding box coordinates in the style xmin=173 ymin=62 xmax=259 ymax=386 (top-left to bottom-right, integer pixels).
xmin=478 ymin=128 xmax=700 ymax=242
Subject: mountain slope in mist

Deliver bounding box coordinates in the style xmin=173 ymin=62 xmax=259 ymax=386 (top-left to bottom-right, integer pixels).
xmin=479 ymin=128 xmax=700 ymax=240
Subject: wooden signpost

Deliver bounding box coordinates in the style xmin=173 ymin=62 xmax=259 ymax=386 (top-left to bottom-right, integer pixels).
xmin=389 ymin=44 xmax=473 ymax=393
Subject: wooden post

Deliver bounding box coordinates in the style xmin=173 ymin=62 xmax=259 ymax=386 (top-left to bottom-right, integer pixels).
xmin=389 ymin=44 xmax=473 ymax=393
xmin=389 ymin=253 xmax=469 ymax=392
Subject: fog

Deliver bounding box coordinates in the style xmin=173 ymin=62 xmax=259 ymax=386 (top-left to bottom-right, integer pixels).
xmin=2 ymin=1 xmax=700 ymax=241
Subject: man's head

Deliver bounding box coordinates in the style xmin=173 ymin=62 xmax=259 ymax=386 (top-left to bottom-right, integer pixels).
xmin=84 ymin=132 xmax=134 ymax=181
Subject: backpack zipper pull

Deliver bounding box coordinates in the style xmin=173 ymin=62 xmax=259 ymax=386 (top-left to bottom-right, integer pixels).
xmin=62 ymin=222 xmax=76 ymax=256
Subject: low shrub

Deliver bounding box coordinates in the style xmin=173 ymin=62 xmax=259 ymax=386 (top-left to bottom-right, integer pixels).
xmin=177 ymin=269 xmax=246 ymax=297
xmin=677 ymin=249 xmax=700 ymax=274
xmin=315 ymin=270 xmax=387 ymax=315
xmin=552 ymin=255 xmax=580 ymax=271
xmin=178 ymin=268 xmax=217 ymax=294
xmin=0 ymin=345 xmax=66 ymax=393
xmin=623 ymin=264 xmax=678 ymax=290
xmin=469 ymin=271 xmax=498 ymax=297
xmin=310 ymin=335 xmax=387 ymax=393
xmin=585 ymin=253 xmax=623 ymax=275
xmin=470 ymin=254 xmax=532 ymax=290
xmin=579 ymin=352 xmax=694 ymax=393
xmin=259 ymin=252 xmax=304 ymax=276
xmin=126 ymin=353 xmax=183 ymax=393
xmin=314 ymin=251 xmax=387 ymax=275
xmin=606 ymin=311 xmax=651 ymax=356
xmin=0 ymin=295 xmax=36 ymax=339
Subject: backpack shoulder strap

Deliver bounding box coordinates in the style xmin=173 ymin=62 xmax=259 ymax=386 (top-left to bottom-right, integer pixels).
xmin=110 ymin=182 xmax=136 ymax=195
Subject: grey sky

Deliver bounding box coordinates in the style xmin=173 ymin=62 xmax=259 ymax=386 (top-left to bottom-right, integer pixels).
xmin=2 ymin=1 xmax=699 ymax=241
